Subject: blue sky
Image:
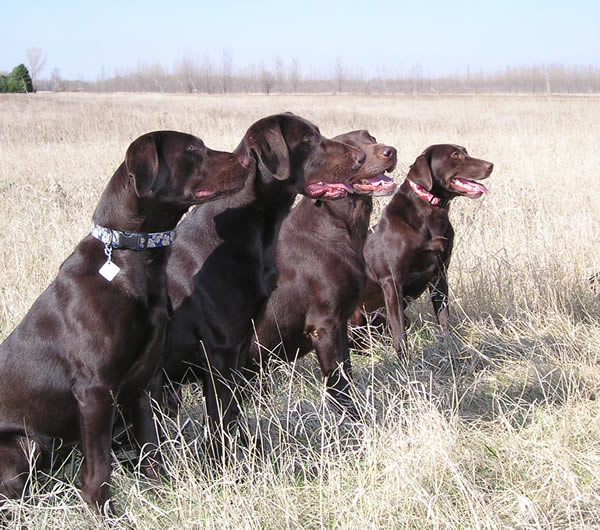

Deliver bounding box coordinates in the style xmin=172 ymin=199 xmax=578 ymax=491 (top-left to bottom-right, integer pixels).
xmin=2 ymin=0 xmax=599 ymax=80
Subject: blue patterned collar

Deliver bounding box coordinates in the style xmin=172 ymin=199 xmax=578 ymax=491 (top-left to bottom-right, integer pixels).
xmin=90 ymin=223 xmax=176 ymax=250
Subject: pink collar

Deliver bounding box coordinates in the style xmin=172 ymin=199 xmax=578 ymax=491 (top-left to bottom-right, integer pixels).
xmin=408 ymin=180 xmax=441 ymax=206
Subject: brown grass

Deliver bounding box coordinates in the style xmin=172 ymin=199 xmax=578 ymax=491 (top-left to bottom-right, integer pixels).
xmin=1 ymin=92 xmax=600 ymax=528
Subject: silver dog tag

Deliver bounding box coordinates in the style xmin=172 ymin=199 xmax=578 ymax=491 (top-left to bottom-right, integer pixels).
xmin=99 ymin=261 xmax=120 ymax=281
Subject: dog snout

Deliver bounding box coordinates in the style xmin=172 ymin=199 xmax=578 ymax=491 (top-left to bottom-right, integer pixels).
xmin=479 ymin=161 xmax=494 ymax=177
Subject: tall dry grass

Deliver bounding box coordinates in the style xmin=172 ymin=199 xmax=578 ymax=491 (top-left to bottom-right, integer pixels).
xmin=0 ymin=92 xmax=599 ymax=528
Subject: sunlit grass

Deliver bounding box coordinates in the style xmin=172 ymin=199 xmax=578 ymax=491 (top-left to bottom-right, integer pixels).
xmin=1 ymin=92 xmax=599 ymax=528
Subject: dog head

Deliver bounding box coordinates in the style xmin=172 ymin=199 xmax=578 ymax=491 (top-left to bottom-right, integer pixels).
xmin=126 ymin=131 xmax=252 ymax=207
xmin=237 ymin=113 xmax=366 ymax=200
xmin=332 ymin=130 xmax=397 ymax=196
xmin=407 ymin=144 xmax=493 ymax=200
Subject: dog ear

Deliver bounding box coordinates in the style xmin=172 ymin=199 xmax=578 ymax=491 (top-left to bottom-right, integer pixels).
xmin=247 ymin=118 xmax=290 ymax=181
xmin=407 ymin=155 xmax=433 ymax=191
xmin=125 ymin=133 xmax=159 ymax=197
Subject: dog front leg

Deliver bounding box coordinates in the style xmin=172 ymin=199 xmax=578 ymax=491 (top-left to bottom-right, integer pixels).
xmin=430 ymin=270 xmax=449 ymax=332
xmin=0 ymin=434 xmax=38 ymax=499
xmin=308 ymin=321 xmax=358 ymax=419
xmin=381 ymin=277 xmax=407 ymax=355
xmin=202 ymin=347 xmax=243 ymax=463
xmin=73 ymin=385 xmax=116 ymax=514
xmin=131 ymin=387 xmax=162 ymax=481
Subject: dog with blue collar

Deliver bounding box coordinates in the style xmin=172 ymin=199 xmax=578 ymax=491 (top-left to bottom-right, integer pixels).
xmin=0 ymin=130 xmax=252 ymax=514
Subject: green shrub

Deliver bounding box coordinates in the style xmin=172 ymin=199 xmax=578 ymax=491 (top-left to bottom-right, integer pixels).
xmin=0 ymin=64 xmax=34 ymax=93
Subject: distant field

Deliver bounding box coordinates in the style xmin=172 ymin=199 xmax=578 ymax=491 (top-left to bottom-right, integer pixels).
xmin=1 ymin=92 xmax=599 ymax=528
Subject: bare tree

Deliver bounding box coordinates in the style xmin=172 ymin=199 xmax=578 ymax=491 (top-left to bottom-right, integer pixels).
xmin=544 ymin=67 xmax=552 ymax=94
xmin=289 ymin=57 xmax=301 ymax=92
xmin=259 ymin=64 xmax=274 ymax=95
xmin=177 ymin=53 xmax=199 ymax=93
xmin=334 ymin=56 xmax=345 ymax=93
xmin=220 ymin=48 xmax=232 ymax=93
xmin=201 ymin=53 xmax=214 ymax=93
xmin=374 ymin=64 xmax=388 ymax=94
xmin=26 ymin=48 xmax=46 ymax=89
xmin=243 ymin=63 xmax=258 ymax=92
xmin=274 ymin=55 xmax=284 ymax=92
xmin=409 ymin=64 xmax=423 ymax=94
xmin=50 ymin=68 xmax=63 ymax=92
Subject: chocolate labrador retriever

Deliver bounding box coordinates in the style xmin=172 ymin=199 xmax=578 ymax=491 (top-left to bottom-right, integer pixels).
xmin=249 ymin=130 xmax=397 ymax=414
xmin=163 ymin=114 xmax=366 ymax=452
xmin=0 ymin=131 xmax=250 ymax=512
xmin=351 ymin=144 xmax=493 ymax=353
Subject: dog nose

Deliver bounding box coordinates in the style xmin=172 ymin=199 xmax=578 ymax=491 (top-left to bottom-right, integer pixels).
xmin=485 ymin=162 xmax=494 ymax=173
xmin=381 ymin=146 xmax=397 ymax=159
xmin=238 ymin=155 xmax=252 ymax=168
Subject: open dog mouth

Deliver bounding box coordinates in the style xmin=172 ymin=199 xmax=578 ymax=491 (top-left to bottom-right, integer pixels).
xmin=194 ymin=189 xmax=217 ymax=198
xmin=194 ymin=181 xmax=245 ymax=200
xmin=352 ymin=173 xmax=396 ymax=196
xmin=305 ymin=181 xmax=355 ymax=199
xmin=449 ymin=177 xmax=489 ymax=198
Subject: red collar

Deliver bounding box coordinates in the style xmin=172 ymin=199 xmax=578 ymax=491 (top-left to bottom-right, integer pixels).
xmin=408 ymin=180 xmax=442 ymax=206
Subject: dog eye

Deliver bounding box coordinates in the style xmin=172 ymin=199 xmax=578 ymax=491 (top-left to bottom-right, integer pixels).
xmin=451 ymin=151 xmax=461 ymax=160
xmin=302 ymin=134 xmax=314 ymax=143
xmin=369 ymin=135 xmax=377 ymax=143
xmin=186 ymin=143 xmax=204 ymax=152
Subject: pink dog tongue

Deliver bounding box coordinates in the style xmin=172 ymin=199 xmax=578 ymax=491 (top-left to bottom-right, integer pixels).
xmin=367 ymin=174 xmax=394 ymax=187
xmin=453 ymin=178 xmax=489 ymax=195
xmin=194 ymin=189 xmax=215 ymax=198
xmin=306 ymin=181 xmax=354 ymax=195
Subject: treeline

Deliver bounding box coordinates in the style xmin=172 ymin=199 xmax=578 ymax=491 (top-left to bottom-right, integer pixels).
xmin=26 ymin=61 xmax=600 ymax=95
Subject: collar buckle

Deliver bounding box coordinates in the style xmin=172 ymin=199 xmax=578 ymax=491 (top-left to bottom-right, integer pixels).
xmin=114 ymin=231 xmax=146 ymax=249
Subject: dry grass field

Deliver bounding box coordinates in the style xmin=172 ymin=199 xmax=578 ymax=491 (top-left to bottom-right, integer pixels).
xmin=0 ymin=92 xmax=599 ymax=528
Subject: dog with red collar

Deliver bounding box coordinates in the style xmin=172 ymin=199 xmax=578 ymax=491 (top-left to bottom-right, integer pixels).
xmin=351 ymin=144 xmax=493 ymax=354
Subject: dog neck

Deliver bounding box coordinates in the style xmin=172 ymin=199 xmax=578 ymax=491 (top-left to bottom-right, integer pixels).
xmin=406 ymin=179 xmax=448 ymax=208
xmin=321 ymin=194 xmax=373 ymax=252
